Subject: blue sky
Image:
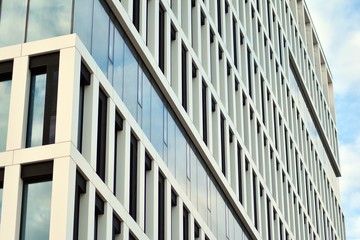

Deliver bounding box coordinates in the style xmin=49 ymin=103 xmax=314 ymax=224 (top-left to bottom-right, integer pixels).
xmin=306 ymin=0 xmax=360 ymax=239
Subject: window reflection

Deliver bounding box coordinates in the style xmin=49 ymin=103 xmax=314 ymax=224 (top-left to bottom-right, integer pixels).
xmin=0 ymin=79 xmax=11 ymax=151
xmin=73 ymin=0 xmax=94 ymax=50
xmin=0 ymin=188 xmax=3 ymax=221
xmin=27 ymin=74 xmax=46 ymax=147
xmin=72 ymin=0 xmax=251 ymax=237
xmin=91 ymin=0 xmax=110 ymax=75
xmin=26 ymin=0 xmax=72 ymax=42
xmin=0 ymin=0 xmax=27 ymax=47
xmin=20 ymin=181 xmax=52 ymax=240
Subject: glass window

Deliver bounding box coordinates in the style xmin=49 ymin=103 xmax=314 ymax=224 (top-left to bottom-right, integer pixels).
xmin=175 ymin=128 xmax=186 ymax=190
xmin=167 ymin=114 xmax=176 ymax=174
xmin=78 ymin=63 xmax=91 ymax=152
xmin=0 ymin=61 xmax=12 ymax=152
xmin=20 ymin=162 xmax=53 ymax=240
xmin=26 ymin=53 xmax=59 ymax=147
xmin=150 ymin=88 xmax=164 ymax=157
xmin=73 ymin=0 xmax=94 ymax=50
xmin=97 ymin=89 xmax=107 ymax=181
xmin=129 ymin=134 xmax=138 ymax=220
xmin=20 ymin=181 xmax=52 ymax=240
xmin=27 ymin=73 xmax=47 ymax=147
xmin=73 ymin=172 xmax=86 ymax=240
xmin=0 ymin=168 xmax=4 ymax=222
xmin=0 ymin=0 xmax=27 ymax=47
xmin=91 ymin=0 xmax=110 ymax=75
xmin=26 ymin=0 xmax=72 ymax=42
xmin=113 ymin=28 xmax=125 ymax=99
xmin=142 ymin=73 xmax=151 ymax=137
xmin=123 ymin=45 xmax=139 ymax=117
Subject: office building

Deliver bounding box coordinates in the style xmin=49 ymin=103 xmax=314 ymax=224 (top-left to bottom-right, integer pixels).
xmin=0 ymin=0 xmax=345 ymax=239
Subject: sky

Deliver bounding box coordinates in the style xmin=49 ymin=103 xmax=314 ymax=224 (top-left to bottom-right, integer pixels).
xmin=305 ymin=0 xmax=360 ymax=239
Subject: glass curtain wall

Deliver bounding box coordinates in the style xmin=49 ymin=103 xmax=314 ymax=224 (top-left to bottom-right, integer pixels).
xmin=73 ymin=0 xmax=251 ymax=238
xmin=0 ymin=0 xmax=72 ymax=47
xmin=0 ymin=61 xmax=12 ymax=152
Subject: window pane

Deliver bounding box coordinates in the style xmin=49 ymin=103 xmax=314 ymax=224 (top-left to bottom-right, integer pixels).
xmin=175 ymin=127 xmax=186 ymax=190
xmin=0 ymin=188 xmax=3 ymax=221
xmin=20 ymin=181 xmax=52 ymax=240
xmin=123 ymin=45 xmax=138 ymax=117
xmin=26 ymin=0 xmax=72 ymax=42
xmin=142 ymin=73 xmax=151 ymax=137
xmin=73 ymin=0 xmax=94 ymax=50
xmin=27 ymin=74 xmax=46 ymax=147
xmin=150 ymin=88 xmax=164 ymax=157
xmin=113 ymin=28 xmax=125 ymax=99
xmin=92 ymin=0 xmax=110 ymax=75
xmin=0 ymin=0 xmax=27 ymax=47
xmin=0 ymin=79 xmax=11 ymax=151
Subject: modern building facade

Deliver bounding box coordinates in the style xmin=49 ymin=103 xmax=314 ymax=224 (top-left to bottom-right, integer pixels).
xmin=0 ymin=0 xmax=345 ymax=239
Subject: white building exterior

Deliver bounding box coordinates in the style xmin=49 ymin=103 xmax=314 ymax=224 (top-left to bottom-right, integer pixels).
xmin=0 ymin=0 xmax=345 ymax=239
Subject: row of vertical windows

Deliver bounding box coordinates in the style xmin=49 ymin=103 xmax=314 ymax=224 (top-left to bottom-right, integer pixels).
xmin=0 ymin=0 xmax=72 ymax=47
xmin=26 ymin=53 xmax=59 ymax=148
xmin=0 ymin=61 xmax=12 ymax=152
xmin=72 ymin=2 xmax=251 ymax=233
xmin=71 ymin=0 xmax=343 ymax=238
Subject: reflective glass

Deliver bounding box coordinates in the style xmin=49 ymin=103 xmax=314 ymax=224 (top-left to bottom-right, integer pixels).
xmin=0 ymin=188 xmax=3 ymax=221
xmin=150 ymin=88 xmax=164 ymax=157
xmin=73 ymin=0 xmax=94 ymax=49
xmin=142 ymin=73 xmax=151 ymax=137
xmin=92 ymin=0 xmax=110 ymax=75
xmin=0 ymin=0 xmax=27 ymax=47
xmin=20 ymin=181 xmax=52 ymax=240
xmin=197 ymin=164 xmax=207 ymax=221
xmin=27 ymin=74 xmax=46 ymax=147
xmin=175 ymin=128 xmax=186 ymax=190
xmin=26 ymin=0 xmax=72 ymax=42
xmin=113 ymin=29 xmax=125 ymax=99
xmin=217 ymin=192 xmax=226 ymax=239
xmin=0 ymin=79 xmax=11 ymax=151
xmin=167 ymin=115 xmax=176 ymax=174
xmin=123 ymin=45 xmax=138 ymax=117
xmin=190 ymin=149 xmax=198 ymax=209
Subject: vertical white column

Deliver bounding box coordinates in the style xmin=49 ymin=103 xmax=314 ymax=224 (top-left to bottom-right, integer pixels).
xmin=229 ymin=133 xmax=238 ymax=194
xmin=116 ymin=120 xmax=131 ymax=211
xmin=120 ymin=223 xmax=129 ymax=240
xmin=137 ymin=142 xmax=146 ymax=230
xmin=0 ymin=165 xmax=22 ymax=240
xmin=187 ymin=51 xmax=193 ymax=120
xmin=171 ymin=30 xmax=182 ymax=99
xmin=121 ymin=0 xmax=133 ymax=20
xmin=192 ymin=71 xmax=202 ymax=133
xmin=106 ymin=100 xmax=116 ymax=191
xmin=189 ymin=214 xmax=195 ymax=240
xmin=164 ymin=11 xmax=171 ymax=83
xmin=164 ymin=179 xmax=172 ymax=240
xmin=49 ymin=157 xmax=77 ymax=240
xmin=139 ymin=0 xmax=148 ymax=41
xmin=98 ymin=203 xmax=113 ymax=240
xmin=192 ymin=1 xmax=201 ymax=58
xmin=171 ymin=198 xmax=183 ymax=240
xmin=147 ymin=0 xmax=160 ymax=63
xmin=80 ymin=183 xmax=96 ymax=240
xmin=56 ymin=47 xmax=81 ymax=145
xmin=82 ymin=75 xmax=99 ymax=168
xmin=6 ymin=56 xmax=29 ymax=150
xmin=145 ymin=162 xmax=159 ymax=240
xmin=181 ymin=0 xmax=191 ymax=41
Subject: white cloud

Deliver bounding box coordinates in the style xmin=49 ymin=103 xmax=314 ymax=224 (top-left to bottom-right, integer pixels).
xmin=306 ymin=0 xmax=360 ymax=95
xmin=339 ymin=137 xmax=360 ymax=239
xmin=306 ymin=1 xmax=360 ymax=239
